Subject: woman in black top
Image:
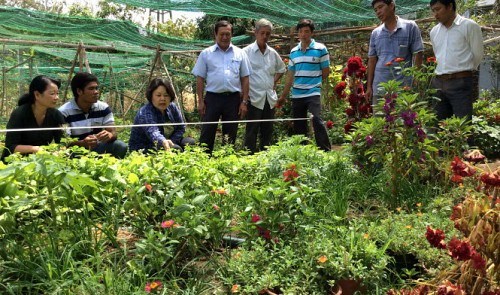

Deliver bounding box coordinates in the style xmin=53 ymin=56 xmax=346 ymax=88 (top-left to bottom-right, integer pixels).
xmin=1 ymin=75 xmax=65 ymax=160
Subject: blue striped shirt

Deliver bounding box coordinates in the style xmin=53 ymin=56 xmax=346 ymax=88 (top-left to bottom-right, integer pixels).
xmin=59 ymin=99 xmax=114 ymax=140
xmin=288 ymin=39 xmax=329 ymax=99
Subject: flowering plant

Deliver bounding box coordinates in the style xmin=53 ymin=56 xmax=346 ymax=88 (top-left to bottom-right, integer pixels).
xmin=334 ymin=56 xmax=371 ymax=133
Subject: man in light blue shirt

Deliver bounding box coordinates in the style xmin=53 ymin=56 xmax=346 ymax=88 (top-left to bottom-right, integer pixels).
xmin=278 ymin=19 xmax=331 ymax=152
xmin=192 ymin=20 xmax=252 ymax=153
xmin=366 ymin=0 xmax=424 ymax=103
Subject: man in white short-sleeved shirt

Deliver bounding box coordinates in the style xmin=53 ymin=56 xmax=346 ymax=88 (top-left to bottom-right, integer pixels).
xmin=242 ymin=19 xmax=286 ymax=154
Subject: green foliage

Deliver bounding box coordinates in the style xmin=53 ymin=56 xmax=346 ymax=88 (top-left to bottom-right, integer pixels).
xmin=472 ymin=90 xmax=500 ymax=158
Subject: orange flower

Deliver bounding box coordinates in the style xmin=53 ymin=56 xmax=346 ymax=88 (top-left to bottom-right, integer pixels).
xmin=231 ymin=284 xmax=240 ymax=293
xmin=394 ymin=57 xmax=405 ymax=63
xmin=426 ymin=56 xmax=436 ymax=63
xmin=211 ymin=188 xmax=227 ymax=195
xmin=144 ymin=183 xmax=153 ymax=192
xmin=363 ymin=233 xmax=370 ymax=239
xmin=385 ymin=61 xmax=393 ymax=66
xmin=317 ymin=255 xmax=328 ymax=263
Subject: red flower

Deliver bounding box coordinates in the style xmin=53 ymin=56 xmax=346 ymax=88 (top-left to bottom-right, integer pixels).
xmin=471 ymin=251 xmax=486 ymax=271
xmin=344 ymin=120 xmax=354 ymax=133
xmin=326 ymin=120 xmax=334 ymax=129
xmin=345 ymin=108 xmax=355 ymax=116
xmin=356 ymin=66 xmax=366 ymax=78
xmin=450 ymin=156 xmax=476 ymax=177
xmin=426 ymin=57 xmax=436 ymax=63
xmin=334 ymin=81 xmax=347 ymax=96
xmin=348 ymin=93 xmax=360 ymax=106
xmin=394 ymin=57 xmax=405 ymax=63
xmin=251 ymin=214 xmax=261 ymax=223
xmin=283 ymin=168 xmax=299 ymax=182
xmin=450 ymin=204 xmax=462 ymax=221
xmin=385 ymin=61 xmax=393 ymax=66
xmin=161 ymin=219 xmax=175 ymax=229
xmin=257 ymin=226 xmax=271 ymax=240
xmin=437 ymin=281 xmax=465 ymax=295
xmin=347 ymin=56 xmax=363 ymax=75
xmin=480 ymin=172 xmax=500 ymax=186
xmin=144 ymin=183 xmax=153 ymax=193
xmin=359 ymin=103 xmax=371 ymax=115
xmin=448 ymin=237 xmax=474 ymax=261
xmin=425 ymin=226 xmax=447 ymax=249
xmin=451 ymin=174 xmax=463 ymax=184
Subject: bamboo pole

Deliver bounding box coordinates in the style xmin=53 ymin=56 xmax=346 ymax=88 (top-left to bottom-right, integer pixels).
xmin=0 ymin=38 xmax=116 ymax=52
xmin=63 ymin=43 xmax=82 ymax=101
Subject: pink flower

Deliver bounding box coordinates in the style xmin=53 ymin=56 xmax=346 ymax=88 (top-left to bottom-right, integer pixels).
xmin=161 ymin=219 xmax=175 ymax=229
xmin=251 ymin=214 xmax=261 ymax=223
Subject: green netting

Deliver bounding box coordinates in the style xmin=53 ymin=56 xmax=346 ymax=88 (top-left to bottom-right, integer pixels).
xmin=109 ymin=0 xmax=431 ymax=26
xmin=0 ymin=6 xmax=249 ymax=55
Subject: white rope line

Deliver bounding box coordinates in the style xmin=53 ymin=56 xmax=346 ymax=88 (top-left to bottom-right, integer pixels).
xmin=0 ymin=116 xmax=313 ymax=133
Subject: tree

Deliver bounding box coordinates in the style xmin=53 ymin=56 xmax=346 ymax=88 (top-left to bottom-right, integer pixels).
xmin=96 ymin=0 xmax=144 ymax=22
xmin=195 ymin=14 xmax=253 ymax=40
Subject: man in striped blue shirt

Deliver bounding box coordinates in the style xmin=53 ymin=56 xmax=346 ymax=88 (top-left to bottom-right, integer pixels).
xmin=278 ymin=19 xmax=331 ymax=151
xmin=59 ymin=72 xmax=127 ymax=158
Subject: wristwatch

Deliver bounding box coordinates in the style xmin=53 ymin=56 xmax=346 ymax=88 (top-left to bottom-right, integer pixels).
xmin=241 ymin=99 xmax=249 ymax=105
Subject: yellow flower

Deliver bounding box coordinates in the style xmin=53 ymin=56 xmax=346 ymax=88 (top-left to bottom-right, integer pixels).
xmin=416 ymin=203 xmax=422 ymax=207
xmin=417 ymin=212 xmax=423 ymax=217
xmin=363 ymin=233 xmax=370 ymax=239
xmin=396 ymin=207 xmax=402 ymax=212
xmin=405 ymin=225 xmax=413 ymax=229
xmin=317 ymin=255 xmax=328 ymax=263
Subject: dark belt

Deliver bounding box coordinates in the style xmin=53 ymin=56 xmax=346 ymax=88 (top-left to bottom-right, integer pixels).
xmin=436 ymin=71 xmax=473 ymax=80
xmin=207 ymin=91 xmax=239 ymax=96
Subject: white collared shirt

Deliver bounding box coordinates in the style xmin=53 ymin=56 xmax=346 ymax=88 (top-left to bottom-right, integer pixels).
xmin=430 ymin=14 xmax=484 ymax=75
xmin=242 ymin=41 xmax=286 ymax=109
xmin=192 ymin=43 xmax=252 ymax=93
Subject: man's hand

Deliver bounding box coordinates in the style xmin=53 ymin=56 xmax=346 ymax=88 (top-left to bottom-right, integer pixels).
xmin=364 ymin=87 xmax=373 ymax=102
xmin=83 ymin=135 xmax=99 ymax=149
xmin=96 ymin=130 xmax=113 ymax=143
xmin=239 ymin=102 xmax=248 ymax=119
xmin=163 ymin=139 xmax=174 ymax=151
xmin=198 ymin=100 xmax=206 ymax=118
xmin=277 ymin=96 xmax=287 ymax=108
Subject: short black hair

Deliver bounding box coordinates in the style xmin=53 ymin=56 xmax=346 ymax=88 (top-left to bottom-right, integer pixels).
xmin=371 ymin=0 xmax=394 ymax=7
xmin=296 ymin=19 xmax=315 ymax=32
xmin=71 ymin=72 xmax=99 ymax=101
xmin=146 ymin=78 xmax=176 ymax=103
xmin=214 ymin=20 xmax=233 ymax=35
xmin=18 ymin=75 xmax=61 ymax=106
xmin=429 ymin=0 xmax=456 ymax=11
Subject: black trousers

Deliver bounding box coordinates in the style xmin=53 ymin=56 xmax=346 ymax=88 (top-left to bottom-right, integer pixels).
xmin=244 ymin=99 xmax=274 ymax=154
xmin=291 ymin=95 xmax=331 ymax=152
xmin=199 ymin=91 xmax=240 ymax=153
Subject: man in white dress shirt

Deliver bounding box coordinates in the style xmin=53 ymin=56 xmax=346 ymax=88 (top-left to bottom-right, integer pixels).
xmin=243 ymin=19 xmax=286 ymax=154
xmin=429 ymin=0 xmax=484 ymax=122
